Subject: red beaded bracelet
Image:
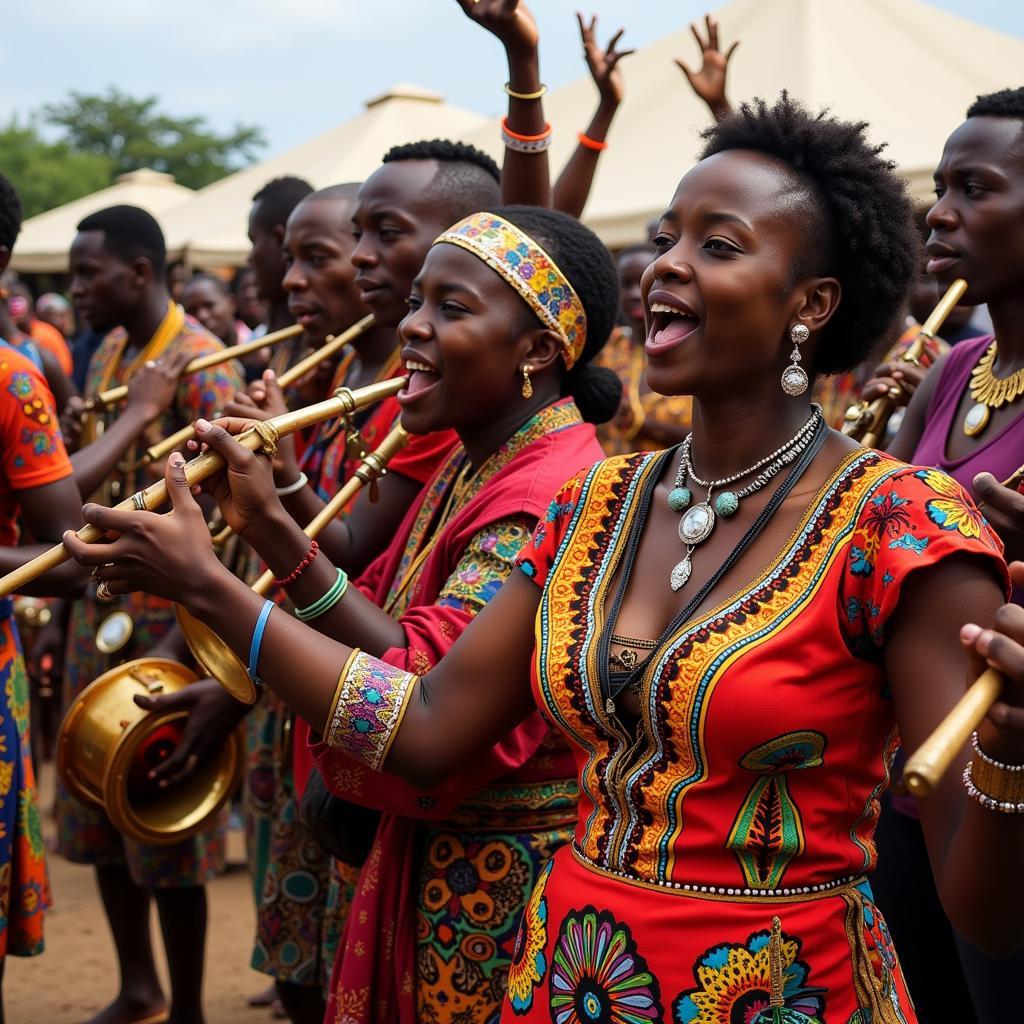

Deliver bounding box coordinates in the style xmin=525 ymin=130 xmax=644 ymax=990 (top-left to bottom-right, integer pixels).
xmin=275 ymin=540 xmax=319 ymax=587
xmin=578 ymin=132 xmax=608 ymax=152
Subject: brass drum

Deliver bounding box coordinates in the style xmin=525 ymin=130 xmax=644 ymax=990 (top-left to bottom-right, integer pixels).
xmin=57 ymin=657 xmax=243 ymax=845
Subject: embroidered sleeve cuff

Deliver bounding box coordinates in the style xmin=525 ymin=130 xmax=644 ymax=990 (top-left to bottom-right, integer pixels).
xmin=324 ymin=649 xmax=417 ymax=771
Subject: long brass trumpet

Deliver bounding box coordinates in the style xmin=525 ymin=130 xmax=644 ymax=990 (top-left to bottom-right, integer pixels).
xmin=843 ymin=278 xmax=968 ymax=447
xmin=81 ymin=322 xmax=305 ymax=414
xmin=0 ymin=375 xmax=407 ymax=600
xmin=138 ymin=314 xmax=375 ymax=468
xmin=177 ymin=423 xmax=410 ymax=704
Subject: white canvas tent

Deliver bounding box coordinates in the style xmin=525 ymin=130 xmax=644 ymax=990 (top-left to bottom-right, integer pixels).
xmin=11 ymin=169 xmax=195 ymax=274
xmin=164 ymin=86 xmax=487 ymax=266
xmin=462 ymin=0 xmax=1024 ymax=247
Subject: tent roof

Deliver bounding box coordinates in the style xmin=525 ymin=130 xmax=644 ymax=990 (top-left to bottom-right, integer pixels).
xmin=463 ymin=0 xmax=1024 ymax=247
xmin=11 ymin=169 xmax=195 ymax=274
xmin=164 ymin=86 xmax=488 ymax=266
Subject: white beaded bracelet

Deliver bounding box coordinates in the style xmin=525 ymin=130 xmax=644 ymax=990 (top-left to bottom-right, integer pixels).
xmin=971 ymin=730 xmax=1024 ymax=771
xmin=275 ymin=472 xmax=308 ymax=496
xmin=963 ymin=762 xmax=1024 ymax=814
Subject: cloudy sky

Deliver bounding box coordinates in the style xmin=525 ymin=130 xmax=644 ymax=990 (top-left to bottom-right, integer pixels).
xmin=5 ymin=0 xmax=1022 ymax=159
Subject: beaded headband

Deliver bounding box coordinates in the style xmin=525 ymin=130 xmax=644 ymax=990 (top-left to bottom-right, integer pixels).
xmin=434 ymin=212 xmax=588 ymax=369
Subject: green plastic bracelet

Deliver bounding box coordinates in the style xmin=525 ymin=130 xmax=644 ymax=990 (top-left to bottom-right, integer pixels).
xmin=295 ymin=566 xmax=349 ymax=621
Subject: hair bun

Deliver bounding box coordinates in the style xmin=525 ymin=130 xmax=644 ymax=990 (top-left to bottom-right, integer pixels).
xmin=563 ymin=362 xmax=621 ymax=425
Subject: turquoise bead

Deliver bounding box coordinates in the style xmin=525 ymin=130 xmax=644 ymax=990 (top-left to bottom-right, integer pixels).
xmin=667 ymin=487 xmax=692 ymax=513
xmin=715 ymin=491 xmax=739 ymax=516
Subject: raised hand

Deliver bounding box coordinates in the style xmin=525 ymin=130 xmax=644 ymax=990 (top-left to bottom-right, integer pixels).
xmin=577 ymin=13 xmax=635 ymax=106
xmin=456 ymin=0 xmax=539 ymax=55
xmin=674 ymin=13 xmax=738 ymax=118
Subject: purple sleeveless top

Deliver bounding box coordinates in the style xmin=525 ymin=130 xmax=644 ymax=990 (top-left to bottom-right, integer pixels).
xmin=913 ymin=334 xmax=1024 ymax=502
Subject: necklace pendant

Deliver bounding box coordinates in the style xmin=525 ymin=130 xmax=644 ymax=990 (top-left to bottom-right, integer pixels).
xmin=670 ymin=554 xmax=693 ymax=592
xmin=679 ymin=501 xmax=715 ymax=546
xmin=964 ymin=402 xmax=991 ymax=437
xmin=605 ymin=696 xmax=616 ymax=715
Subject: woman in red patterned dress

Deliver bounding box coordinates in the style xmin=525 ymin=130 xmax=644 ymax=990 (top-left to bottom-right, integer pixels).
xmin=69 ymin=98 xmax=1024 ymax=1022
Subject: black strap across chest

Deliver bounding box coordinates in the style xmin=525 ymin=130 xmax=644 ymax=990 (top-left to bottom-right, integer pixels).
xmin=598 ymin=419 xmax=829 ymax=708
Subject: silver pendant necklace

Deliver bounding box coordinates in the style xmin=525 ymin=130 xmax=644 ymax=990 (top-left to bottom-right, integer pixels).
xmin=667 ymin=407 xmax=823 ymax=591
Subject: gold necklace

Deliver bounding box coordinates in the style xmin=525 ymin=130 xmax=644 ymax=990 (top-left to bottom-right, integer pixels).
xmin=964 ymin=341 xmax=1024 ymax=437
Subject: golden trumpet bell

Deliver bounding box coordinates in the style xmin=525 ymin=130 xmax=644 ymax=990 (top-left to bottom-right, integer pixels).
xmin=175 ymin=606 xmax=256 ymax=705
xmin=57 ymin=657 xmax=243 ymax=845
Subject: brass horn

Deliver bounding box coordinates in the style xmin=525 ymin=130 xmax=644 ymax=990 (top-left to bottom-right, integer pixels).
xmin=81 ymin=322 xmax=305 ymax=415
xmin=139 ymin=315 xmax=375 ymax=468
xmin=0 ymin=375 xmax=407 ymax=599
xmin=177 ymin=423 xmax=410 ymax=704
xmin=843 ymin=278 xmax=968 ymax=448
xmin=57 ymin=657 xmax=244 ymax=844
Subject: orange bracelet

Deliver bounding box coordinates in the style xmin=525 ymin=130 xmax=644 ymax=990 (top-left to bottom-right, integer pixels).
xmin=501 ymin=117 xmax=552 ymax=142
xmin=578 ymin=132 xmax=608 ymax=152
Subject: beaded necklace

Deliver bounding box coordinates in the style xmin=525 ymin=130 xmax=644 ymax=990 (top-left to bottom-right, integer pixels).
xmin=667 ymin=407 xmax=823 ymax=591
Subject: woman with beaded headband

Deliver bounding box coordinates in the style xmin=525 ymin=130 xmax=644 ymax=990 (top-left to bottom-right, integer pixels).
xmin=68 ymin=97 xmax=1024 ymax=1022
xmin=70 ymin=206 xmax=619 ymax=1022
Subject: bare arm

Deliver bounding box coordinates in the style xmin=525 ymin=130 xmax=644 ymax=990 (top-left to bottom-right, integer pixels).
xmin=38 ymin=346 xmax=77 ymax=411
xmin=675 ymin=14 xmax=738 ymax=123
xmin=553 ymin=15 xmax=634 ymax=219
xmin=887 ymin=555 xmax=1024 ymax=954
xmin=1 ymin=475 xmax=88 ymax=596
xmin=64 ymin=452 xmax=540 ymax=788
xmin=457 ymin=0 xmax=550 ymax=207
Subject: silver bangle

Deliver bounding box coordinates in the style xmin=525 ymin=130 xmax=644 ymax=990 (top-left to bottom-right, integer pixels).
xmin=274 ymin=472 xmax=308 ymax=496
xmin=502 ymin=128 xmax=553 ymax=154
xmin=963 ymin=762 xmax=1024 ymax=814
xmin=971 ymin=730 xmax=1024 ymax=771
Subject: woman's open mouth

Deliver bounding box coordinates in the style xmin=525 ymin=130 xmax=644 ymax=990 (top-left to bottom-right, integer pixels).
xmin=398 ymin=357 xmax=442 ymax=406
xmin=645 ymin=298 xmax=701 ymax=356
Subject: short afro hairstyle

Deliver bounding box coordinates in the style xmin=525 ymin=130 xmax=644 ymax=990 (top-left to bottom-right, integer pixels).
xmin=967 ymin=87 xmax=1024 ymax=158
xmin=0 ymin=172 xmax=23 ymax=253
xmin=183 ymin=272 xmax=231 ymax=297
xmin=383 ymin=139 xmax=501 ymax=227
xmin=77 ymin=204 xmax=168 ymax=278
xmin=486 ymin=205 xmax=622 ymax=425
xmin=251 ymin=176 xmax=314 ymax=229
xmin=700 ymin=93 xmax=917 ymax=377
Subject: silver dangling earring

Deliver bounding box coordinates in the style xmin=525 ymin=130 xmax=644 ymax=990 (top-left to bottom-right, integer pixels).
xmin=781 ymin=323 xmax=810 ymax=396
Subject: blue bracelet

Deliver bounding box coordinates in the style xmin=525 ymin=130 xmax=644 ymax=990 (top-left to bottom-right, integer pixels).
xmin=247 ymin=599 xmax=274 ymax=688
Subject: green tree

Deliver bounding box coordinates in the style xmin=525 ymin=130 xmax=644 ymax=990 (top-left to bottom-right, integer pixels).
xmin=41 ymin=88 xmax=266 ymax=190
xmin=0 ymin=117 xmax=114 ymax=218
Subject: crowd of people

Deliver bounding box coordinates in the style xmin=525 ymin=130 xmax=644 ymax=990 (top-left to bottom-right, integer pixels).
xmin=1 ymin=3 xmax=1024 ymax=1023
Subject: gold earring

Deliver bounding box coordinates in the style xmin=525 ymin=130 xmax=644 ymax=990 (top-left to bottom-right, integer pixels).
xmin=521 ymin=365 xmax=533 ymax=399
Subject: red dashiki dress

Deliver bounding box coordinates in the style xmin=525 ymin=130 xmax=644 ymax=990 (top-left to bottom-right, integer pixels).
xmin=249 ymin=349 xmax=458 ymax=988
xmin=0 ymin=346 xmax=72 ymax=956
xmin=315 ymin=398 xmax=602 ymax=1024
xmin=505 ymin=448 xmax=1005 ymax=1024
xmin=56 ymin=310 xmax=244 ymax=888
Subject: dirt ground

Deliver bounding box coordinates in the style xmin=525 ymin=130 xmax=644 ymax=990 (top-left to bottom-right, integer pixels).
xmin=6 ymin=762 xmax=274 ymax=1024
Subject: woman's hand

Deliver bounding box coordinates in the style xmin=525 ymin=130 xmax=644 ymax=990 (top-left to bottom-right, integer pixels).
xmin=858 ymin=360 xmax=928 ymax=407
xmin=961 ymin=564 xmax=1024 ymax=754
xmin=674 ymin=13 xmax=738 ymax=119
xmin=974 ymin=473 xmax=1024 ymax=564
xmin=124 ymin=349 xmax=194 ymax=423
xmin=578 ymin=14 xmax=634 ymax=107
xmin=187 ymin=418 xmax=290 ymax=540
xmin=63 ymin=451 xmax=228 ymax=608
xmin=133 ymin=676 xmax=251 ymax=788
xmin=456 ymin=0 xmax=539 ymax=56
xmin=222 ymin=371 xmax=299 ymax=482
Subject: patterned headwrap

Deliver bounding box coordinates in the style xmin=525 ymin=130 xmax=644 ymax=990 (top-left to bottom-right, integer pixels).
xmin=434 ymin=212 xmax=587 ymax=369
